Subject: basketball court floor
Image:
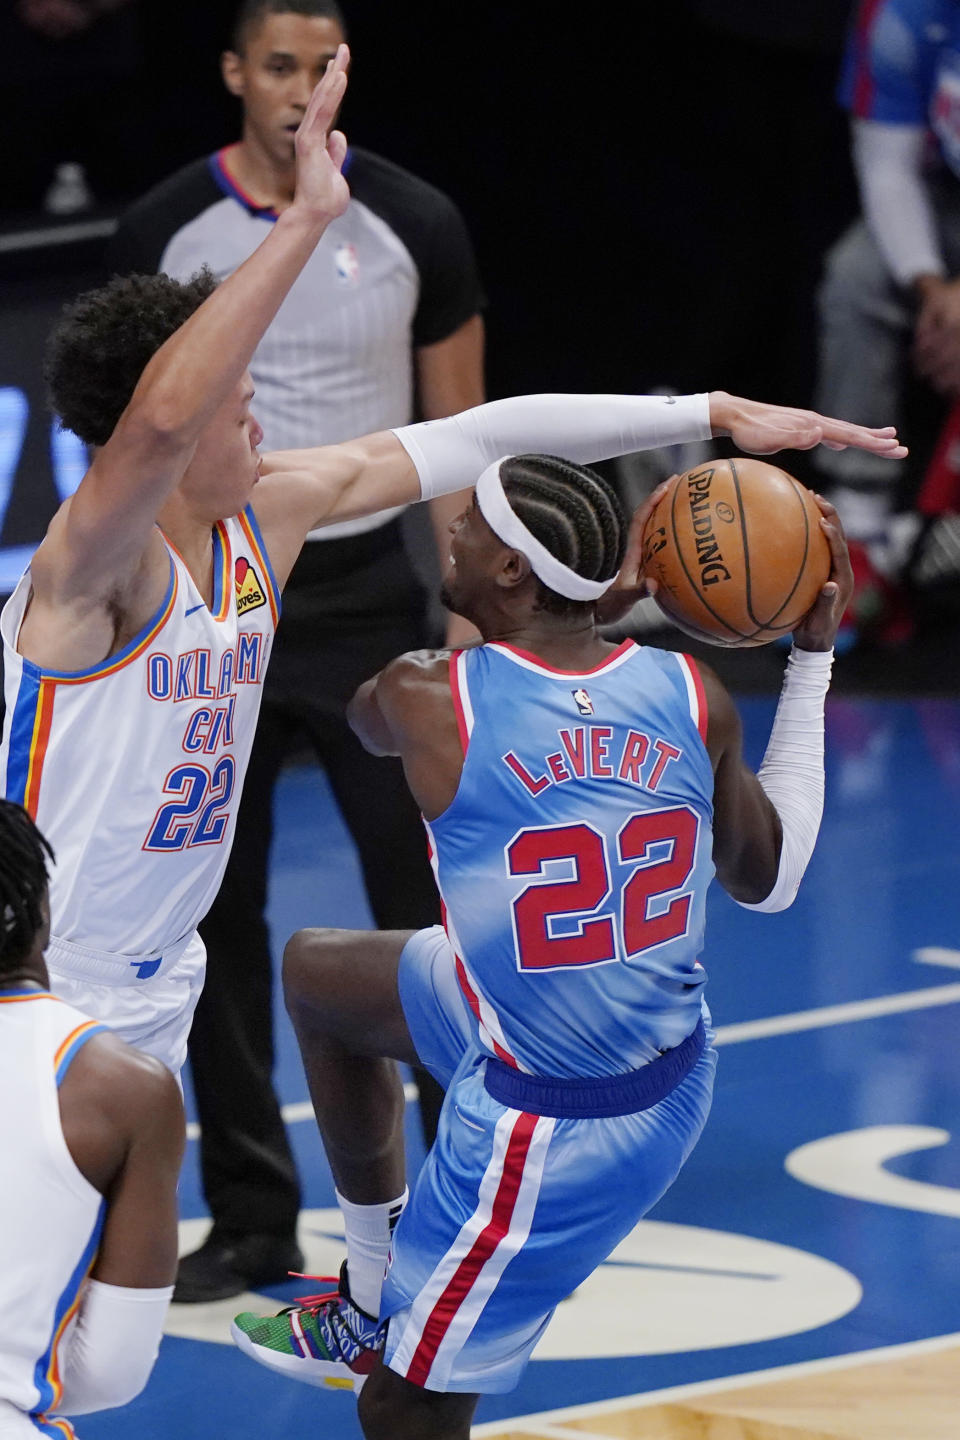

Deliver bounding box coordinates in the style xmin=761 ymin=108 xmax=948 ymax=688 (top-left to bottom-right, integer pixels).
xmin=73 ymin=689 xmax=960 ymax=1440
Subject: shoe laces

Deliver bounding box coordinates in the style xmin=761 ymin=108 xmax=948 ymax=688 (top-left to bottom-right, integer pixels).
xmin=285 ymin=1271 xmax=341 ymax=1314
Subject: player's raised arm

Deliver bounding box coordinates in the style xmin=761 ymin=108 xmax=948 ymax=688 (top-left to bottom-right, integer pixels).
xmin=253 ymin=390 xmax=907 ymax=584
xmin=703 ymin=498 xmax=852 ymax=910
xmin=34 ymin=46 xmax=351 ymax=606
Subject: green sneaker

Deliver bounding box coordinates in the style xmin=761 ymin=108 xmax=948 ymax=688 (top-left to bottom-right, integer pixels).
xmin=230 ymin=1261 xmax=384 ymax=1393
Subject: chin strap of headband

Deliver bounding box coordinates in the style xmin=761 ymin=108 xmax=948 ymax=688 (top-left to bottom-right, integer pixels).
xmin=474 ymin=459 xmax=615 ymax=602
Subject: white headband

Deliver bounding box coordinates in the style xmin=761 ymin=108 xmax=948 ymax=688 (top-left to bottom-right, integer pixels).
xmin=474 ymin=458 xmax=615 ymax=602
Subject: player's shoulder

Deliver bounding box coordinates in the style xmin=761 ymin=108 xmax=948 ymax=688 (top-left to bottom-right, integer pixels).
xmin=380 ymin=646 xmax=456 ymax=688
xmin=64 ymin=1029 xmax=182 ymax=1130
xmin=376 ymin=647 xmax=457 ymax=719
xmin=681 ymin=655 xmax=738 ymax=762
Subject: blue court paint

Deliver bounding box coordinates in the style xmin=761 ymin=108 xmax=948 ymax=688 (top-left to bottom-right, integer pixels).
xmin=74 ymin=698 xmax=960 ymax=1439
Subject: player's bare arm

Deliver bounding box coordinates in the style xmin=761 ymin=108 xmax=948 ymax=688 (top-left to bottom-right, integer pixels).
xmin=58 ymin=1031 xmax=185 ymax=1288
xmin=703 ymin=497 xmax=852 ymax=906
xmin=250 ymin=389 xmax=907 ymax=594
xmin=19 ymin=45 xmax=351 ymax=673
xmin=251 ymin=430 xmax=421 ymax=590
xmin=347 ymin=651 xmax=463 ymax=820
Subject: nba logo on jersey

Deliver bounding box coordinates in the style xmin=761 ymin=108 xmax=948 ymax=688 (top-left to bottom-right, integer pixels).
xmin=572 ymin=687 xmax=594 ymax=715
xmin=235 ymin=556 xmax=266 ymax=614
xmin=335 ymin=242 xmax=360 ymax=286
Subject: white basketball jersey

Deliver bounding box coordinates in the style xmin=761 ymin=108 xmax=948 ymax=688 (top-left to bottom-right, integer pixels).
xmin=0 ymin=508 xmax=279 ymax=957
xmin=0 ymin=989 xmax=107 ymax=1437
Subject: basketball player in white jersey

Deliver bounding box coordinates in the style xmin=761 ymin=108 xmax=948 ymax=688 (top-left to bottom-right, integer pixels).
xmin=0 ymin=43 xmax=909 ymax=1073
xmin=0 ymin=800 xmax=183 ymax=1439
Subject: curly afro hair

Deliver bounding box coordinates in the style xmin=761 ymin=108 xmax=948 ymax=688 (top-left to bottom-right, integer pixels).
xmin=45 ymin=268 xmax=219 ymax=447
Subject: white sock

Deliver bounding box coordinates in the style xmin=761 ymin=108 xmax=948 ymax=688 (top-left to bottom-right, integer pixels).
xmin=336 ymin=1188 xmax=408 ymax=1319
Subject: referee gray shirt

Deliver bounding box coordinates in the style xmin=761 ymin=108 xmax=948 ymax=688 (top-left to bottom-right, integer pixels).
xmin=107 ymin=145 xmax=484 ymax=539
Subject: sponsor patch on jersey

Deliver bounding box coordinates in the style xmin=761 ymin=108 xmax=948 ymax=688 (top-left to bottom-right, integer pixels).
xmin=572 ymin=687 xmax=594 ymax=716
xmin=335 ymin=242 xmax=360 ymax=286
xmin=235 ymin=556 xmax=267 ymax=614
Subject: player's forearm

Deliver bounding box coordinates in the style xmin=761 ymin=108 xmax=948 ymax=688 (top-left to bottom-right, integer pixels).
xmin=737 ymin=647 xmax=833 ymax=914
xmin=57 ymin=1279 xmax=172 ymax=1415
xmin=392 ymin=393 xmax=712 ymax=500
xmin=129 ymin=208 xmax=333 ymax=446
xmin=286 ymin=393 xmax=714 ymax=535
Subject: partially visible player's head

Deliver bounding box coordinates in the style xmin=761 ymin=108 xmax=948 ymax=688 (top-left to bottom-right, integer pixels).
xmin=46 ymin=269 xmax=264 ymax=520
xmin=0 ymin=802 xmax=54 ymax=982
xmin=441 ymin=454 xmax=626 ymax=629
xmin=223 ymin=1 xmax=347 ymax=169
xmin=47 ymin=269 xmax=218 ymax=448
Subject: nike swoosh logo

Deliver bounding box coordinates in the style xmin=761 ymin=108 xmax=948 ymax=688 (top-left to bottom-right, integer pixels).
xmin=185 ymin=603 xmax=206 ymax=617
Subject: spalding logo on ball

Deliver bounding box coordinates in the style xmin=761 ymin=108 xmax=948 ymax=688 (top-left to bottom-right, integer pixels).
xmin=641 ymin=458 xmax=830 ymax=647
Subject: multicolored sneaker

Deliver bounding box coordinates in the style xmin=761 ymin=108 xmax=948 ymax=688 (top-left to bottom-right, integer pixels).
xmin=230 ymin=1261 xmax=384 ymax=1393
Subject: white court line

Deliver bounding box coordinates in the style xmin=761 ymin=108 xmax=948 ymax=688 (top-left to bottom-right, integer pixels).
xmin=470 ymin=1329 xmax=960 ymax=1434
xmin=712 ymin=982 xmax=960 ymax=1046
xmin=913 ymin=946 xmax=960 ymax=970
xmin=184 ymin=985 xmax=960 ymax=1138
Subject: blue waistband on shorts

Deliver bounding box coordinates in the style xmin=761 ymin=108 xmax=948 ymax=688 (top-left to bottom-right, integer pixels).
xmin=482 ymin=1018 xmax=706 ymax=1119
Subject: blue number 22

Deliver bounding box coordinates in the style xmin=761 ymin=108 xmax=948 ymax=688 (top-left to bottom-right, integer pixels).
xmin=143 ymin=757 xmax=236 ymax=852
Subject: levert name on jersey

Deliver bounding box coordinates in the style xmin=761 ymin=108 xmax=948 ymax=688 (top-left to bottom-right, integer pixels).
xmin=502 ymin=721 xmax=685 ymax=799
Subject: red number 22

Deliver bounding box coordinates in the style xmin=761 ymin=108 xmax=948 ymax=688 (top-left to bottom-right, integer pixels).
xmin=506 ymin=806 xmax=699 ymax=971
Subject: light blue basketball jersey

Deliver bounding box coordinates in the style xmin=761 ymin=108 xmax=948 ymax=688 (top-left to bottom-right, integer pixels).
xmin=424 ymin=640 xmax=714 ymax=1079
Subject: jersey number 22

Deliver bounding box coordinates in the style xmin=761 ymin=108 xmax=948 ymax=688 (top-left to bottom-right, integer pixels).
xmin=507 ymin=806 xmax=699 ymax=970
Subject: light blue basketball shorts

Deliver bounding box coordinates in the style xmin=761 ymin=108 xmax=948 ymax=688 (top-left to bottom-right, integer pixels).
xmin=381 ymin=925 xmax=718 ymax=1394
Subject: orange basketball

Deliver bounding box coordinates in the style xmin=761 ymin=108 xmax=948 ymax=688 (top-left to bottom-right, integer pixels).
xmin=640 ymin=458 xmax=831 ymax=647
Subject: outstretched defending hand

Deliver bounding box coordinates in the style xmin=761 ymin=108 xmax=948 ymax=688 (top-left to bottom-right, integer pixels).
xmin=292 ymin=43 xmax=351 ymax=222
xmin=792 ymin=496 xmax=854 ymax=653
xmin=708 ymin=391 xmax=908 ymax=459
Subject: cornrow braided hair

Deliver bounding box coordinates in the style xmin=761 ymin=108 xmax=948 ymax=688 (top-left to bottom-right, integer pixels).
xmin=0 ymin=801 xmax=54 ymax=977
xmin=499 ymin=454 xmax=627 ymax=615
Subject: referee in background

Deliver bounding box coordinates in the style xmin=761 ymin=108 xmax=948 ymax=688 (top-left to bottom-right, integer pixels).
xmin=107 ymin=0 xmax=484 ymax=1303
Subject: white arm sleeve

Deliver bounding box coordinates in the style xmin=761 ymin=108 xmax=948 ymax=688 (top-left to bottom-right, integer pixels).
xmin=738 ymin=646 xmax=834 ymax=914
xmin=392 ymin=392 xmax=712 ymax=501
xmin=852 ymin=119 xmax=946 ymax=286
xmin=56 ymin=1279 xmax=172 ymax=1416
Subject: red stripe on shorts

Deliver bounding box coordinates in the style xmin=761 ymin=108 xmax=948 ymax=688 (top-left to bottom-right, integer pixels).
xmin=404 ymin=1108 xmax=539 ymax=1387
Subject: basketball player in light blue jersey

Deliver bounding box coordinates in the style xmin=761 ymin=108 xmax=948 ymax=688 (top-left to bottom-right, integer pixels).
xmin=232 ymin=454 xmax=853 ymax=1438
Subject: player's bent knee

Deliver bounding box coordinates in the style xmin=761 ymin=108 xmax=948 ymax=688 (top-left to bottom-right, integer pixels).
xmin=282 ymin=928 xmax=348 ymax=1007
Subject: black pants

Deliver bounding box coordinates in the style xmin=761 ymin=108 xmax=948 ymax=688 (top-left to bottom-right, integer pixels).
xmin=192 ymin=523 xmax=443 ymax=1239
